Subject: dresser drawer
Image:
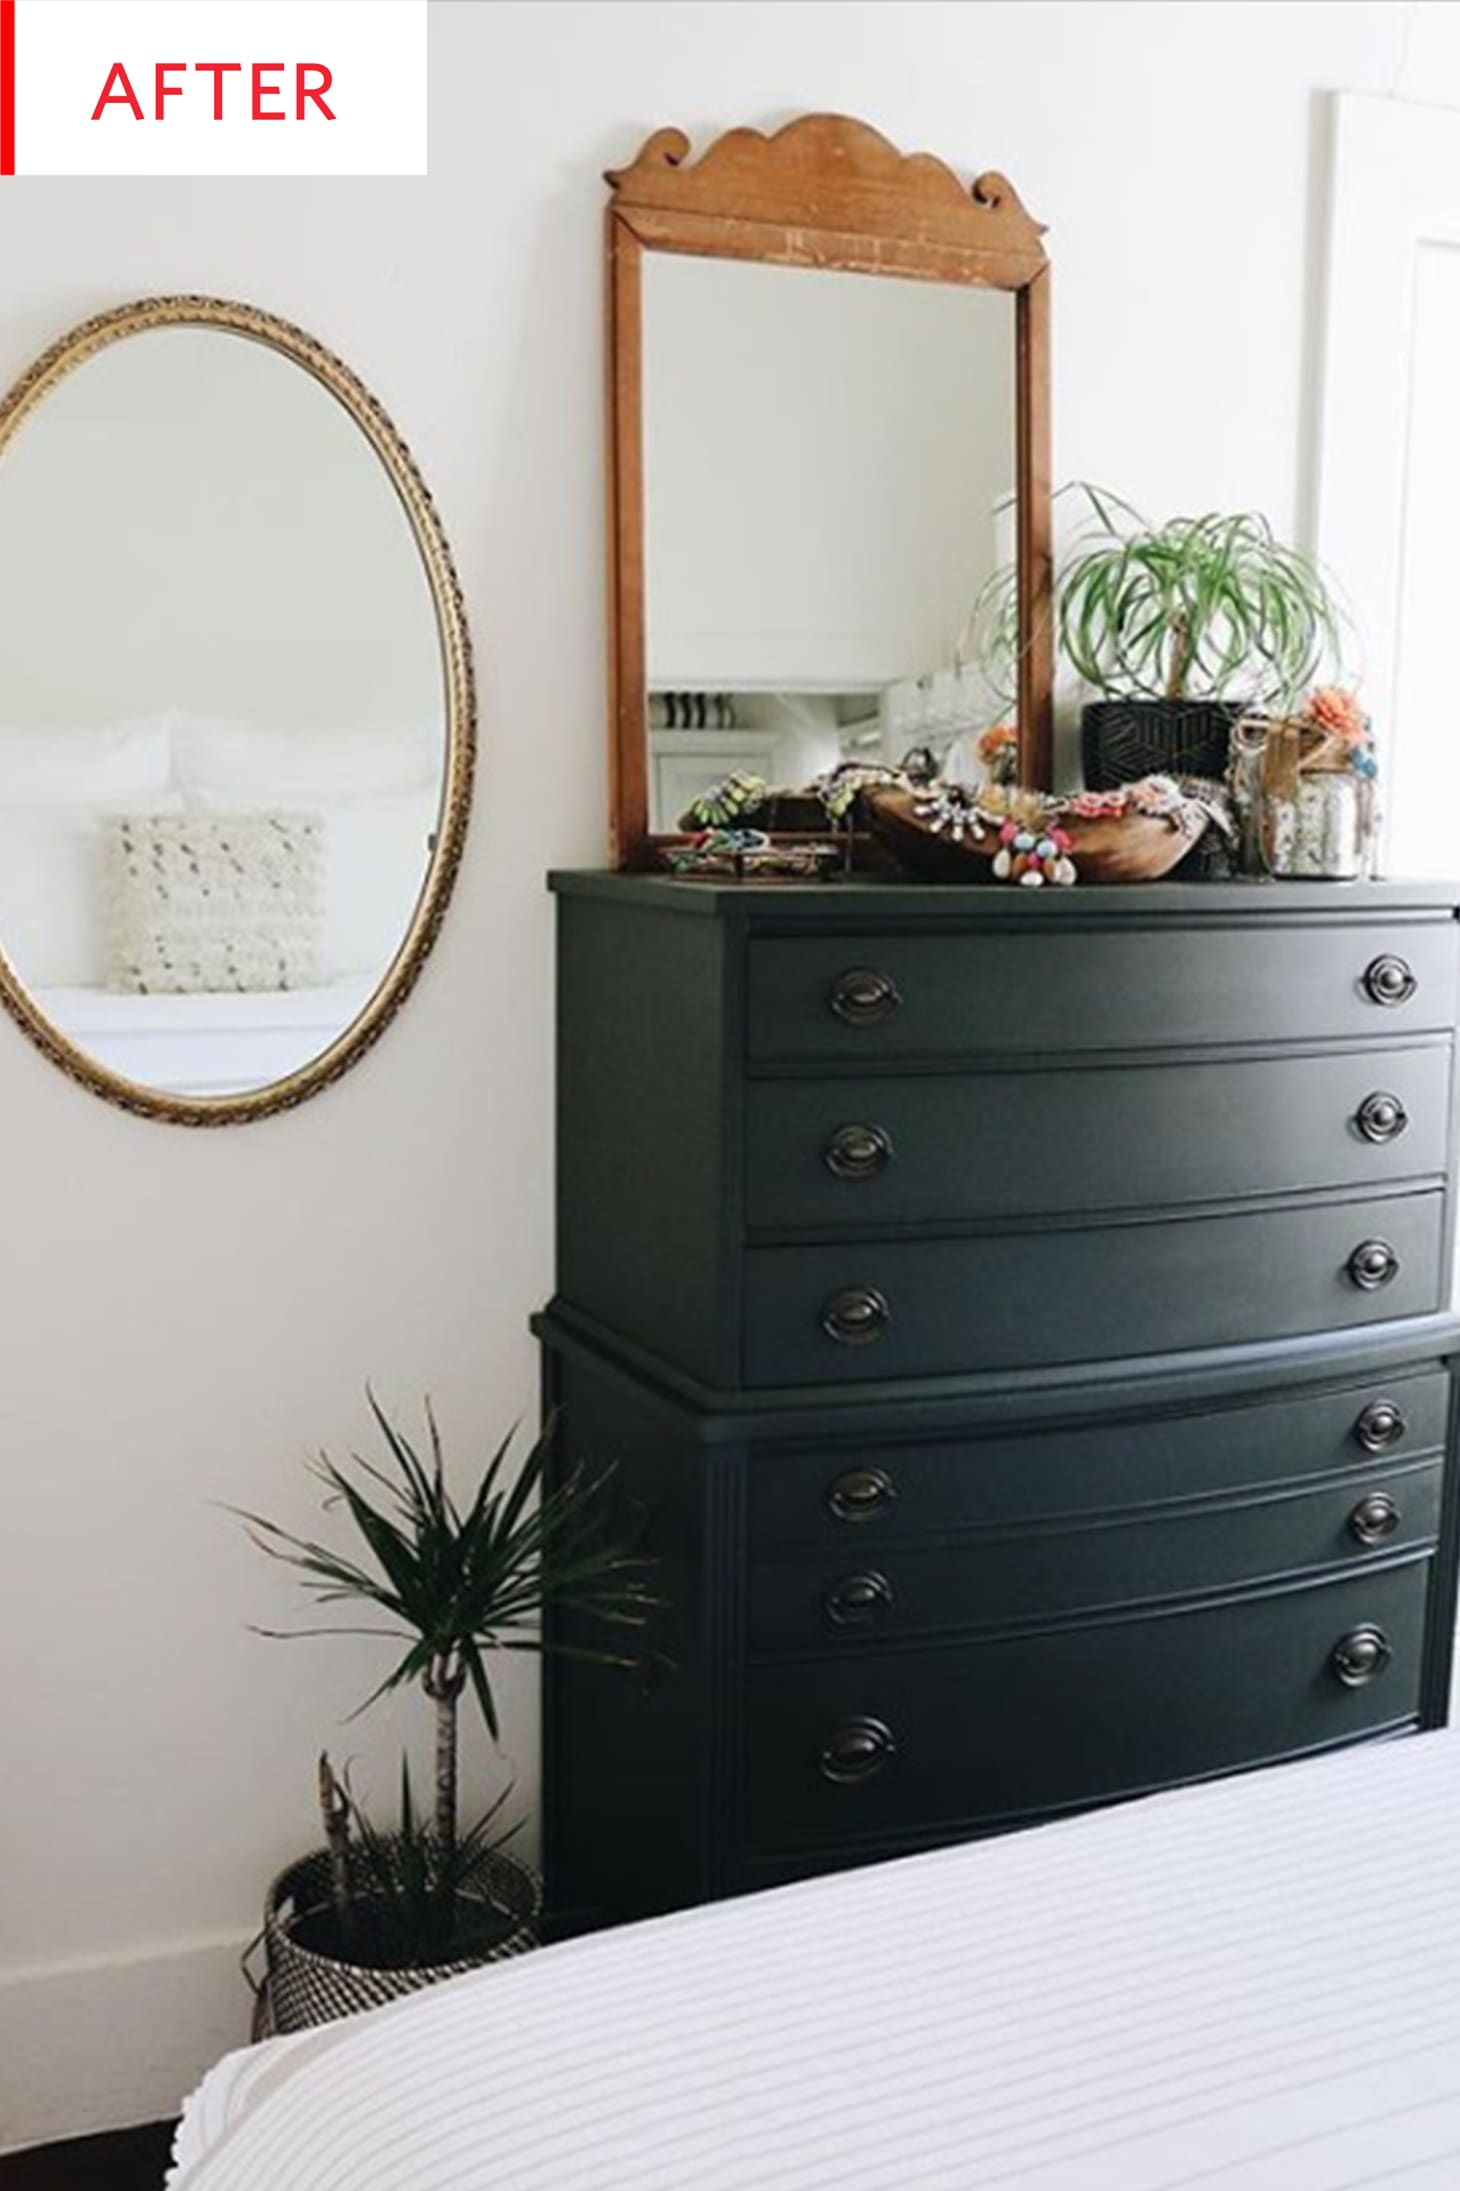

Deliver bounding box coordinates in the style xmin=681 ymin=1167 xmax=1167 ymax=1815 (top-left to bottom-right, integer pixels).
xmin=749 ymin=1372 xmax=1451 ymax=1545
xmin=744 ymin=1191 xmax=1446 ymax=1384
xmin=746 ymin=1045 xmax=1452 ymax=1230
xmin=748 ymin=1457 xmax=1444 ymax=1653
xmin=746 ymin=921 xmax=1459 ymax=1062
xmin=742 ymin=1559 xmax=1431 ymax=1853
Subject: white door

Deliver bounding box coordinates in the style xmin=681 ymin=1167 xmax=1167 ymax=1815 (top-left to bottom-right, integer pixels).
xmin=1318 ymin=92 xmax=1460 ymax=876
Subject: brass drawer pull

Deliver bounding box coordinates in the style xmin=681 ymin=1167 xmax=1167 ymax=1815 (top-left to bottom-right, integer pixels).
xmin=823 ymin=1570 xmax=895 ymax=1628
xmin=828 ymin=966 xmax=901 ymax=1027
xmin=1349 ymin=1493 xmax=1401 ymax=1547
xmin=823 ymin=1122 xmax=894 ymax=1181
xmin=1355 ymin=1399 xmax=1407 ymax=1453
xmin=1347 ymin=1239 xmax=1400 ymax=1292
xmin=1363 ymin=954 xmax=1417 ymax=1007
xmin=1330 ymin=1624 xmax=1393 ymax=1688
xmin=1356 ymin=1091 xmax=1409 ymax=1145
xmin=818 ymin=1716 xmax=896 ymax=1783
xmin=826 ymin=1466 xmax=897 ymax=1522
xmin=822 ymin=1285 xmax=890 ymax=1346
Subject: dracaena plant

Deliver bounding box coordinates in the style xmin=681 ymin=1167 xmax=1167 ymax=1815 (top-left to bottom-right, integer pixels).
xmin=238 ymin=1396 xmax=656 ymax=1878
xmin=318 ymin=1754 xmax=518 ymax=1967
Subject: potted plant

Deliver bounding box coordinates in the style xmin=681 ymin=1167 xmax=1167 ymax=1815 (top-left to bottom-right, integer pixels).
xmin=1058 ymin=487 xmax=1342 ymax=789
xmin=237 ymin=1396 xmax=655 ymax=2031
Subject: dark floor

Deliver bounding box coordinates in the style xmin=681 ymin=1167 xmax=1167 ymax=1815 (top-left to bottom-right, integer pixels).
xmin=0 ymin=2124 xmax=177 ymax=2191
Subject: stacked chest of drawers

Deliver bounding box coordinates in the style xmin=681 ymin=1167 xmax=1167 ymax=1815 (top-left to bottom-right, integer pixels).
xmin=539 ymin=873 xmax=1460 ymax=1929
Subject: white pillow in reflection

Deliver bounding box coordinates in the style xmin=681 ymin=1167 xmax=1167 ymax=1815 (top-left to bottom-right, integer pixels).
xmin=320 ymin=785 xmax=437 ymax=979
xmin=102 ymin=810 xmax=323 ymax=995
xmin=0 ymin=795 xmax=183 ymax=987
xmin=174 ymin=716 xmax=437 ymax=804
xmin=0 ymin=718 xmax=172 ymax=804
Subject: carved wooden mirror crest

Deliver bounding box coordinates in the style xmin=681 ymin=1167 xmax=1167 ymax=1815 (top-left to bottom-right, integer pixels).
xmin=605 ymin=113 xmax=1052 ymax=868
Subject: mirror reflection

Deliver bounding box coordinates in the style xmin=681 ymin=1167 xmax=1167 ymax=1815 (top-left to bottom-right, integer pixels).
xmin=0 ymin=321 xmax=447 ymax=1102
xmin=641 ymin=252 xmax=1016 ymax=830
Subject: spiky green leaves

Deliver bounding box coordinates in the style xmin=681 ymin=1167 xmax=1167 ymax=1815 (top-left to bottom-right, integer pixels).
xmin=234 ymin=1394 xmax=658 ymax=1741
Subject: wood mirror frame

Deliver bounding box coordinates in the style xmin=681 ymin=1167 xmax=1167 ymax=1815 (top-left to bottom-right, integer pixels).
xmin=604 ymin=113 xmax=1052 ymax=869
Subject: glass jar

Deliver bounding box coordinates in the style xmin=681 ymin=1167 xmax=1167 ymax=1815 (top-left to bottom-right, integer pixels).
xmin=1231 ymin=718 xmax=1377 ymax=880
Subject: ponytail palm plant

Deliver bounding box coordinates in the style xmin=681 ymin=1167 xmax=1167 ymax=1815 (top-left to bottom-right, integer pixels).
xmin=963 ymin=484 xmax=1346 ymax=793
xmin=239 ymin=1396 xmax=655 ymax=1886
xmin=1056 ymin=486 xmax=1340 ymax=710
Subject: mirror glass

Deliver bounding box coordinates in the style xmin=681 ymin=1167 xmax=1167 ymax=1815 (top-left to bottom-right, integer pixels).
xmin=0 ymin=321 xmax=449 ymax=1105
xmin=641 ymin=252 xmax=1016 ymax=830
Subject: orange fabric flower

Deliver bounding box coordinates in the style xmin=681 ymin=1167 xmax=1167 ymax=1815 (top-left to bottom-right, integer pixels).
xmin=1305 ymin=686 xmax=1368 ymax=746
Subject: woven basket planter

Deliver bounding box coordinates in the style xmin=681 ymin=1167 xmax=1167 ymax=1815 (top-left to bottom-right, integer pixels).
xmin=251 ymin=1842 xmax=540 ymax=2035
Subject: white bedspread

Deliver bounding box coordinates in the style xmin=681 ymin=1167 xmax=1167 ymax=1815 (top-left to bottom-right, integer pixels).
xmin=170 ymin=1731 xmax=1460 ymax=2190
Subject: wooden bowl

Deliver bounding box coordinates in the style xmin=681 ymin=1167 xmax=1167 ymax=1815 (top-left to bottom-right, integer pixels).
xmin=862 ymin=785 xmax=1210 ymax=886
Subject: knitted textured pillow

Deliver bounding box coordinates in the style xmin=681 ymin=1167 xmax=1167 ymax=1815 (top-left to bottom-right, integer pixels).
xmin=102 ymin=811 xmax=324 ymax=994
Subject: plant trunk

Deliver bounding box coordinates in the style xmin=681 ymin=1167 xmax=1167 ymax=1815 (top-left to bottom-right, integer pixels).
xmin=424 ymin=1656 xmax=465 ymax=1873
xmin=317 ymin=1752 xmax=356 ymax=1956
xmin=1165 ymin=612 xmax=1193 ymax=701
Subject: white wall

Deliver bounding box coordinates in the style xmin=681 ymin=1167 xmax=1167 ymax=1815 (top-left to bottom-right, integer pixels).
xmin=0 ymin=0 xmax=1420 ymax=2149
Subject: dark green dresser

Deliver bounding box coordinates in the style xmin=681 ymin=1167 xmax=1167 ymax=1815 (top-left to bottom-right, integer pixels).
xmin=537 ymin=874 xmax=1460 ymax=1928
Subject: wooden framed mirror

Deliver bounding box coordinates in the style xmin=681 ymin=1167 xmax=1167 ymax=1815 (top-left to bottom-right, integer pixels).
xmin=604 ymin=113 xmax=1051 ymax=868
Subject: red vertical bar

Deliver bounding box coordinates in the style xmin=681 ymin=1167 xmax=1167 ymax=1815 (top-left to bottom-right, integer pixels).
xmin=0 ymin=1 xmax=15 ymax=177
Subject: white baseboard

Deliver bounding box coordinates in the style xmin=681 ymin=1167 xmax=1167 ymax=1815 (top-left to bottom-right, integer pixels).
xmin=0 ymin=1929 xmax=254 ymax=2153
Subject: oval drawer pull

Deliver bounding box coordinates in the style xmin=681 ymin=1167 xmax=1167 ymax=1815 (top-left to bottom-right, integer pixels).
xmin=1363 ymin=954 xmax=1417 ymax=1007
xmin=823 ymin=1122 xmax=894 ymax=1181
xmin=828 ymin=966 xmax=901 ymax=1027
xmin=1349 ymin=1493 xmax=1401 ymax=1547
xmin=1356 ymin=1091 xmax=1409 ymax=1145
xmin=1330 ymin=1624 xmax=1393 ymax=1688
xmin=1347 ymin=1239 xmax=1400 ymax=1292
xmin=822 ymin=1285 xmax=891 ymax=1347
xmin=818 ymin=1716 xmax=897 ymax=1784
xmin=826 ymin=1466 xmax=897 ymax=1523
xmin=1355 ymin=1399 xmax=1407 ymax=1454
xmin=823 ymin=1570 xmax=895 ymax=1628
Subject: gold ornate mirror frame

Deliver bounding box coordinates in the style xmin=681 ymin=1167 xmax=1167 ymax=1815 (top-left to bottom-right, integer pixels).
xmin=0 ymin=295 xmax=475 ymax=1126
xmin=604 ymin=113 xmax=1052 ymax=868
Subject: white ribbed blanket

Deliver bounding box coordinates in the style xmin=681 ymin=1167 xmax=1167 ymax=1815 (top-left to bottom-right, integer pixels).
xmin=170 ymin=1731 xmax=1460 ymax=2190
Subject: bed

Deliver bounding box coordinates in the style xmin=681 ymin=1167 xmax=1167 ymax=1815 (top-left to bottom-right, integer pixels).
xmin=169 ymin=1730 xmax=1460 ymax=2190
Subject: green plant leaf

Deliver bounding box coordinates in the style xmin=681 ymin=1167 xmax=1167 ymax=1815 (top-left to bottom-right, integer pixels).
xmin=239 ymin=1397 xmax=663 ymax=1868
xmin=1026 ymin=486 xmax=1344 ymax=706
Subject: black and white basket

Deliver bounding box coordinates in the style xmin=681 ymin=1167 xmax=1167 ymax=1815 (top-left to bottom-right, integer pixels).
xmin=248 ymin=1843 xmax=541 ymax=2036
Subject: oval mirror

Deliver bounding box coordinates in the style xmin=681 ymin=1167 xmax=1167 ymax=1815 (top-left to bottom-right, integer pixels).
xmin=0 ymin=297 xmax=472 ymax=1123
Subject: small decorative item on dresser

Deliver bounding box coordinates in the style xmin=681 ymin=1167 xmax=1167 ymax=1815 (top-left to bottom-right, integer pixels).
xmin=1231 ymin=686 xmax=1379 ymax=880
xmin=945 ymin=720 xmax=1021 ymax=791
xmin=1058 ymin=488 xmax=1341 ymax=790
xmin=977 ymin=722 xmax=1021 ymax=787
xmin=234 ymin=1396 xmax=656 ymax=2031
xmin=862 ymin=773 xmax=1223 ymax=885
xmin=666 ymin=828 xmax=841 ymax=882
xmin=676 ymin=760 xmax=923 ymax=847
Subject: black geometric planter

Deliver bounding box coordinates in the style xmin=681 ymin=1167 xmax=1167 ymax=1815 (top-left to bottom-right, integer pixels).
xmin=1082 ymin=699 xmax=1242 ymax=791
